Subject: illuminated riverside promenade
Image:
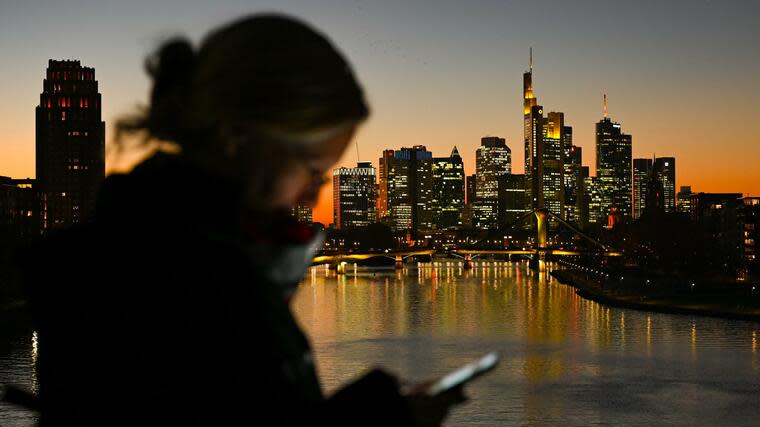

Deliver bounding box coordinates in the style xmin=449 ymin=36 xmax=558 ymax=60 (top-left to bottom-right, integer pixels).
xmin=2 ymin=261 xmax=759 ymax=426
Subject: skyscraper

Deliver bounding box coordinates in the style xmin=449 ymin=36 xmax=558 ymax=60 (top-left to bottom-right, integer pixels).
xmin=584 ymin=176 xmax=605 ymax=225
xmin=633 ymin=158 xmax=653 ymax=220
xmin=498 ymin=174 xmax=527 ymax=226
xmin=432 ymin=147 xmax=465 ymax=228
xmin=643 ymin=168 xmax=665 ymax=217
xmin=654 ymin=157 xmax=676 ymax=213
xmin=522 ymin=51 xmax=565 ymax=218
xmin=463 ymin=173 xmax=477 ymax=228
xmin=377 ymin=146 xmax=433 ymax=233
xmin=523 ymin=49 xmax=540 ymax=210
xmin=562 ymin=125 xmax=582 ymax=223
xmin=466 ymin=174 xmax=477 ymax=208
xmin=36 ymin=60 xmax=105 ymax=231
xmin=595 ymin=95 xmax=632 ymax=222
xmin=377 ymin=149 xmax=394 ymax=222
xmin=543 ymin=112 xmax=566 ymax=217
xmin=333 ymin=161 xmax=377 ymax=229
xmin=475 ymin=136 xmax=511 ymax=229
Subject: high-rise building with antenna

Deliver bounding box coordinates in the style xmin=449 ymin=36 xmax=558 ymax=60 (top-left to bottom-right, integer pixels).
xmin=523 ymin=48 xmax=540 ymax=210
xmin=522 ymin=49 xmax=565 ymax=219
xmin=595 ymin=95 xmax=632 ymax=222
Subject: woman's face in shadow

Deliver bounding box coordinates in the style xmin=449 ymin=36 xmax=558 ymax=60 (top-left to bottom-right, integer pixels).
xmin=269 ymin=125 xmax=357 ymax=210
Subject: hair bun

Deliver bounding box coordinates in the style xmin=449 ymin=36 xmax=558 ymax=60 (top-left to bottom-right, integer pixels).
xmin=144 ymin=38 xmax=196 ymax=142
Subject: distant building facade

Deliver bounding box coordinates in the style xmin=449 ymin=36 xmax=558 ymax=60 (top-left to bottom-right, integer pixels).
xmin=677 ymin=186 xmax=693 ymax=215
xmin=475 ymin=137 xmax=511 ymax=229
xmin=333 ymin=162 xmax=377 ymax=229
xmin=498 ymin=174 xmax=528 ymax=226
xmin=654 ymin=157 xmax=676 ymax=213
xmin=542 ymin=112 xmax=566 ymax=218
xmin=36 ymin=60 xmax=105 ymax=231
xmin=377 ymin=146 xmax=433 ymax=233
xmin=633 ymin=158 xmax=653 ymax=220
xmin=595 ymin=108 xmax=632 ymax=221
xmin=522 ymin=54 xmax=566 ymax=219
xmin=290 ymin=204 xmax=313 ymax=224
xmin=740 ymin=197 xmax=759 ymax=281
xmin=463 ymin=174 xmax=477 ymax=227
xmin=584 ymin=176 xmax=605 ymax=225
xmin=690 ymin=192 xmax=746 ymax=279
xmin=0 ymin=177 xmax=40 ymax=243
xmin=432 ymin=147 xmax=465 ymax=228
xmin=563 ymin=143 xmax=583 ymax=223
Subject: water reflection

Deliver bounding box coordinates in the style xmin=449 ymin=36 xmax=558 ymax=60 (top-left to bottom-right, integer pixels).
xmin=0 ymin=331 xmax=38 ymax=427
xmin=1 ymin=262 xmax=759 ymax=426
xmin=292 ymin=261 xmax=760 ymax=426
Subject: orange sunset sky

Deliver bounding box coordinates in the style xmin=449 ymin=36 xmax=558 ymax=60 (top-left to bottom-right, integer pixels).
xmin=1 ymin=1 xmax=758 ymax=225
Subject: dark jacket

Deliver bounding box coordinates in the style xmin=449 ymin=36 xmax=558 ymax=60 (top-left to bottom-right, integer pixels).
xmin=23 ymin=153 xmax=415 ymax=426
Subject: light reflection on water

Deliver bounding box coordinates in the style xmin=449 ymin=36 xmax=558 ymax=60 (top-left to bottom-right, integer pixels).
xmin=1 ymin=261 xmax=758 ymax=426
xmin=292 ymin=261 xmax=760 ymax=426
xmin=0 ymin=332 xmax=38 ymax=427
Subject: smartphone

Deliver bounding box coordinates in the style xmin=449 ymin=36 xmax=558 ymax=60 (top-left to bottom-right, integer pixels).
xmin=425 ymin=352 xmax=500 ymax=396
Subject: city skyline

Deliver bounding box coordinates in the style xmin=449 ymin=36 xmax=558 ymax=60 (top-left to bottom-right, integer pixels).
xmin=1 ymin=1 xmax=758 ymax=225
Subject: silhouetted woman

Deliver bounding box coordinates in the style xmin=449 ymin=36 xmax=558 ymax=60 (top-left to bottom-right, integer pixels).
xmin=24 ymin=13 xmax=463 ymax=427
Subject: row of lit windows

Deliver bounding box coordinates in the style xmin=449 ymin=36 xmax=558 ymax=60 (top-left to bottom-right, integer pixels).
xmin=67 ymin=131 xmax=90 ymax=136
xmin=48 ymin=69 xmax=94 ymax=81
xmin=46 ymin=110 xmax=97 ymax=122
xmin=44 ymin=97 xmax=94 ymax=109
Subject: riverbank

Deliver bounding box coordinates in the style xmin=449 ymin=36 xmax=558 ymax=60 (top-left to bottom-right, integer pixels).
xmin=551 ymin=269 xmax=760 ymax=322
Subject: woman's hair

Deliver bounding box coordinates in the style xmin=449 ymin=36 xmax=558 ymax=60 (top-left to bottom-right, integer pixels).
xmin=117 ymin=13 xmax=369 ymax=200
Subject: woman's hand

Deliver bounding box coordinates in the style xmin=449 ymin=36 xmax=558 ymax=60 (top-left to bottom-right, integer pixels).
xmin=403 ymin=381 xmax=468 ymax=427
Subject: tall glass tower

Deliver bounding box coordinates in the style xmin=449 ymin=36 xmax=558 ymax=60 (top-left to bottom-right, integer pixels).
xmin=523 ymin=48 xmax=539 ymax=211
xmin=654 ymin=157 xmax=676 ymax=213
xmin=475 ymin=137 xmax=511 ymax=229
xmin=633 ymin=158 xmax=653 ymax=220
xmin=432 ymin=147 xmax=465 ymax=229
xmin=543 ymin=112 xmax=566 ymax=218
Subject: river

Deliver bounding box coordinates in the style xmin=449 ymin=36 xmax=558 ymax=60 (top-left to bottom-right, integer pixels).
xmin=2 ymin=261 xmax=759 ymax=426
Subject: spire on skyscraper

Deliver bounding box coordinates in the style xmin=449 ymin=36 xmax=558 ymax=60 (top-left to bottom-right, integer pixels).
xmin=530 ymin=47 xmax=533 ymax=72
xmin=604 ymin=93 xmax=608 ymax=118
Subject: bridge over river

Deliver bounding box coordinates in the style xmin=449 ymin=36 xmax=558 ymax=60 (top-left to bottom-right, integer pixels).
xmin=314 ymin=208 xmax=623 ymax=273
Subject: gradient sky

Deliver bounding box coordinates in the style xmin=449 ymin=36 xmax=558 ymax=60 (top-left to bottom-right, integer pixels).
xmin=1 ymin=0 xmax=758 ymax=224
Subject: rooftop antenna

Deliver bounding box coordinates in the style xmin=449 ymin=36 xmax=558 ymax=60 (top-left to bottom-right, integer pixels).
xmin=603 ymin=93 xmax=608 ymax=118
xmin=530 ymin=47 xmax=533 ymax=72
xmin=355 ymin=138 xmax=360 ymax=163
